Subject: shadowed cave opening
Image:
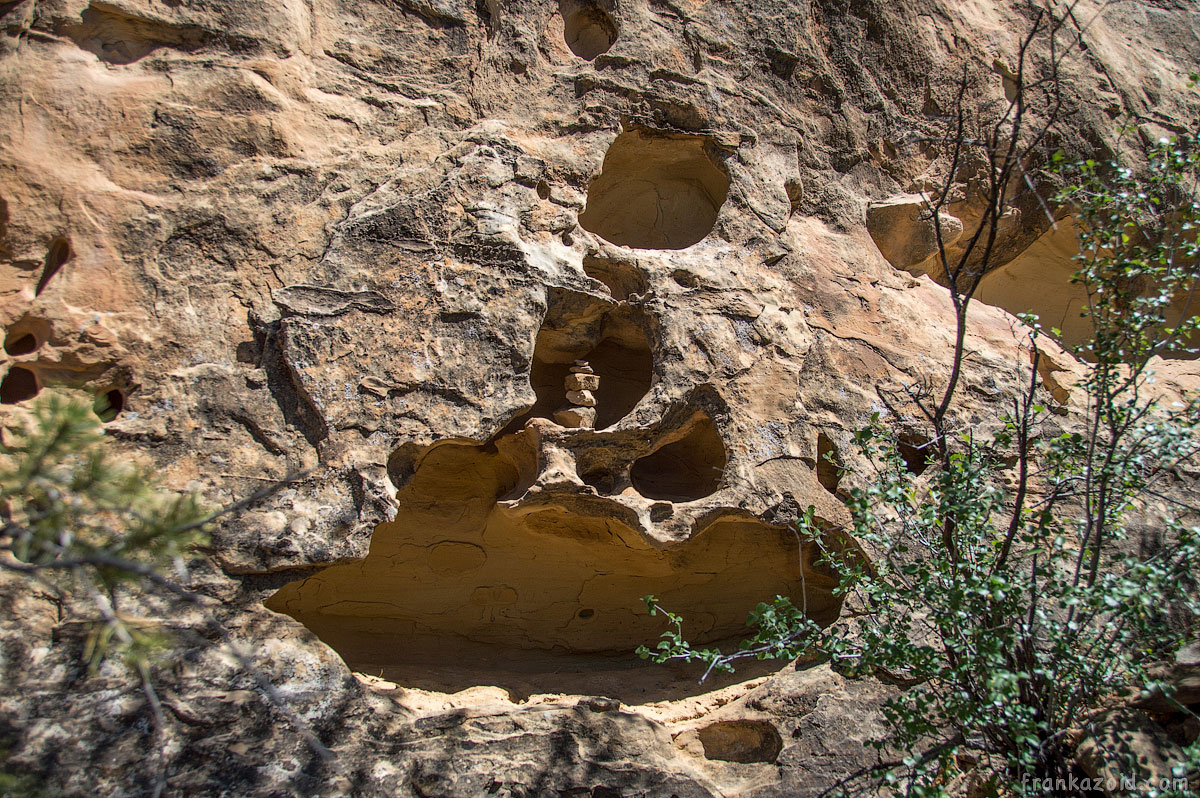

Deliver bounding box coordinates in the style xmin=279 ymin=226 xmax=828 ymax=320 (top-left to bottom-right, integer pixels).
xmin=559 ymin=0 xmax=617 ymax=61
xmin=578 ymin=128 xmax=730 ymax=250
xmin=629 ymin=415 xmax=726 ymax=501
xmin=0 ymin=366 xmax=38 ymax=404
xmin=898 ymin=432 xmax=932 ymax=476
xmin=267 ymin=434 xmax=845 ymax=702
xmin=3 ymin=331 xmax=36 ymax=356
xmin=94 ymin=389 xmax=125 ymax=421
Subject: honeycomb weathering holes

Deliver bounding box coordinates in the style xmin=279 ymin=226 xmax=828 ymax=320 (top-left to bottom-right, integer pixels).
xmin=578 ymin=129 xmax=730 ymax=250
xmin=266 ymin=433 xmax=846 ymax=699
xmin=266 ymin=278 xmax=832 ymax=697
xmin=559 ymin=0 xmax=617 ymax=61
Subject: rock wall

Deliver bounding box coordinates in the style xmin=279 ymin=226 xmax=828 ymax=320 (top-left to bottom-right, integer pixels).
xmin=1 ymin=0 xmax=1199 ymax=795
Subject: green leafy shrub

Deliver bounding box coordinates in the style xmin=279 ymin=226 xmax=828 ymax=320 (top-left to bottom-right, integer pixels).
xmin=641 ymin=129 xmax=1200 ymax=797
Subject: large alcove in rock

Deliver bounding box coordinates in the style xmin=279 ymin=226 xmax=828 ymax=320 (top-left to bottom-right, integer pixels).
xmin=558 ymin=0 xmax=618 ymax=61
xmin=974 ymin=220 xmax=1092 ymax=350
xmin=578 ymin=128 xmax=730 ymax=250
xmin=509 ymin=287 xmax=654 ymax=431
xmin=971 ymin=218 xmax=1199 ymax=358
xmin=266 ymin=430 xmax=846 ymax=703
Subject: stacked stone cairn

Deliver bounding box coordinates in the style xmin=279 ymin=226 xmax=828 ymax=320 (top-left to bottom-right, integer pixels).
xmin=553 ymin=360 xmax=599 ymax=428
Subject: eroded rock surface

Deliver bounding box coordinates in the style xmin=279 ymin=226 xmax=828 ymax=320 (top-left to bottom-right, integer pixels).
xmin=2 ymin=0 xmax=1199 ymax=794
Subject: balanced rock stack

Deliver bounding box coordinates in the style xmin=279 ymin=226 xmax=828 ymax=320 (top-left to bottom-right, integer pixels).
xmin=553 ymin=361 xmax=600 ymax=428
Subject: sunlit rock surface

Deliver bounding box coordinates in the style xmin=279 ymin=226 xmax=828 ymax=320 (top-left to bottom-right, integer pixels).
xmin=2 ymin=0 xmax=1199 ymax=794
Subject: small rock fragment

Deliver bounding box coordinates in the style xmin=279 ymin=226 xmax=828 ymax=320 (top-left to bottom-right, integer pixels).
xmin=565 ymin=372 xmax=600 ymax=391
xmin=553 ymin=406 xmax=596 ymax=428
xmin=565 ymin=389 xmax=595 ymax=407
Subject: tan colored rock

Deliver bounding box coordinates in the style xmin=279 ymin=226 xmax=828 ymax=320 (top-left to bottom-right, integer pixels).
xmin=565 ymin=388 xmax=596 ymax=406
xmin=866 ymin=194 xmax=965 ymax=272
xmin=565 ymin=372 xmax=600 ymax=391
xmin=1 ymin=0 xmax=1199 ymax=794
xmin=1076 ymin=709 xmax=1189 ymax=797
xmin=553 ymin=405 xmax=596 ymax=428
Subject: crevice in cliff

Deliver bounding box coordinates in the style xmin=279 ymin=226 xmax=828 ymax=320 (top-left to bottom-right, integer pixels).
xmin=36 ymin=237 xmax=70 ymax=296
xmin=559 ymin=0 xmax=617 ymax=61
xmin=578 ymin=128 xmax=729 ymax=250
xmin=251 ymin=317 xmax=328 ymax=449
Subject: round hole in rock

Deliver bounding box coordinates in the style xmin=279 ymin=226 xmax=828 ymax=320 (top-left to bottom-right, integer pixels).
xmin=0 ymin=366 xmax=38 ymax=404
xmin=577 ymin=608 xmax=595 ymax=620
xmin=630 ymin=415 xmax=726 ymax=502
xmin=578 ymin=128 xmax=730 ymax=250
xmin=3 ymin=331 xmax=37 ymax=356
xmin=559 ymin=0 xmax=617 ymax=61
xmin=898 ymin=432 xmax=931 ymax=476
xmin=695 ymin=720 xmax=783 ymax=764
xmin=94 ymin=389 xmax=125 ymax=421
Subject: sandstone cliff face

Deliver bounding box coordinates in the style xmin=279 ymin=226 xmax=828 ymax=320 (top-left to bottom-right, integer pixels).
xmin=1 ymin=0 xmax=1199 ymax=794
